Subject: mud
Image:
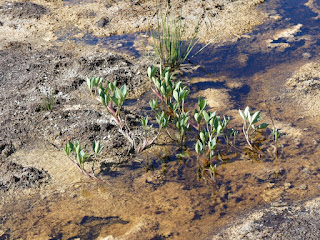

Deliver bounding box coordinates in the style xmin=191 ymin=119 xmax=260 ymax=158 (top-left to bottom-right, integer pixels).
xmin=0 ymin=0 xmax=267 ymax=49
xmin=213 ymin=197 xmax=320 ymax=240
xmin=0 ymin=160 xmax=49 ymax=192
xmin=0 ymin=1 xmax=48 ymax=19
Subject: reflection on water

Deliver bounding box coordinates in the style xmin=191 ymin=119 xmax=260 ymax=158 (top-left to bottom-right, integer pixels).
xmin=2 ymin=0 xmax=320 ymax=239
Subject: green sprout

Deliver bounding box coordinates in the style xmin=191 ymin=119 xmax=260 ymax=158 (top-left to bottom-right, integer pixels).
xmin=87 ymin=76 xmax=102 ymax=94
xmin=239 ymin=106 xmax=269 ymax=151
xmin=64 ymin=140 xmax=104 ymax=180
xmin=194 ymin=98 xmax=230 ymax=183
xmin=40 ymin=92 xmax=56 ymax=111
xmin=147 ymin=65 xmax=191 ymax=144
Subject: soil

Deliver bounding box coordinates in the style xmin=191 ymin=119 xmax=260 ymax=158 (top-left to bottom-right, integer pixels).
xmin=0 ymin=0 xmax=320 ymax=239
xmin=213 ymin=197 xmax=320 ymax=239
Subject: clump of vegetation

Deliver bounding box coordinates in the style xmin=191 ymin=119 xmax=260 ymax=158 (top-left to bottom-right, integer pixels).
xmin=239 ymin=106 xmax=269 ymax=151
xmin=147 ymin=65 xmax=190 ymax=144
xmin=97 ymin=80 xmax=138 ymax=152
xmin=40 ymin=92 xmax=56 ymax=111
xmin=64 ymin=140 xmax=104 ymax=180
xmin=150 ymin=5 xmax=200 ymax=69
xmin=64 ymin=58 xmax=285 ymax=188
xmin=87 ymin=76 xmax=102 ymax=94
xmin=194 ymin=97 xmax=230 ymax=182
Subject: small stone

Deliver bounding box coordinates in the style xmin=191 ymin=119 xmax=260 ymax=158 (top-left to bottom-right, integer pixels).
xmin=284 ymin=182 xmax=292 ymax=190
xmin=302 ymin=52 xmax=311 ymax=59
xmin=297 ymin=184 xmax=308 ymax=190
xmin=97 ymin=17 xmax=110 ymax=28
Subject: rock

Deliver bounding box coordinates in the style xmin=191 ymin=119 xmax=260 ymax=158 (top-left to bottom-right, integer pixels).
xmin=297 ymin=184 xmax=308 ymax=190
xmin=302 ymin=52 xmax=311 ymax=58
xmin=284 ymin=182 xmax=292 ymax=190
xmin=97 ymin=17 xmax=110 ymax=28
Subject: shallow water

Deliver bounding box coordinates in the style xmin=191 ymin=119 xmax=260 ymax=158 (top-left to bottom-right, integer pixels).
xmin=2 ymin=0 xmax=320 ymax=239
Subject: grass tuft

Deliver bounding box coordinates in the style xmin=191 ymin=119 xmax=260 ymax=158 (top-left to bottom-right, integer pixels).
xmin=150 ymin=4 xmax=200 ymax=70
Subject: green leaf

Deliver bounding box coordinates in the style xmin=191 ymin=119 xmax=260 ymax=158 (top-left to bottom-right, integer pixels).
xmin=244 ymin=106 xmax=250 ymax=118
xmin=64 ymin=144 xmax=71 ymax=156
xmin=176 ymin=151 xmax=189 ymax=159
xmin=239 ymin=109 xmax=245 ymax=120
xmin=251 ymin=111 xmax=261 ymax=125
xmin=160 ymin=85 xmax=166 ymax=95
xmin=195 ymin=140 xmax=203 ymax=154
xmin=257 ymin=123 xmax=269 ymax=129
xmin=148 ymin=66 xmax=157 ymax=79
xmin=209 ymin=138 xmax=217 ymax=150
xmin=198 ymin=97 xmax=206 ymax=111
xmin=182 ymin=89 xmax=190 ymax=100
xmin=164 ymin=71 xmax=171 ymax=84
xmin=203 ymin=110 xmax=209 ymax=123
xmin=120 ymin=85 xmax=128 ymax=99
xmin=68 ymin=141 xmax=75 ymax=152
xmin=175 ymin=81 xmax=182 ymax=91
xmin=173 ymin=90 xmax=179 ymax=101
xmin=87 ymin=77 xmax=93 ymax=91
xmin=115 ymin=88 xmax=122 ymax=100
xmin=200 ymin=131 xmax=206 ymax=143
xmin=194 ymin=112 xmax=201 ymax=123
xmin=79 ymin=150 xmax=87 ymax=164
xmin=149 ymin=99 xmax=158 ymax=110
xmin=111 ymin=96 xmax=119 ymax=106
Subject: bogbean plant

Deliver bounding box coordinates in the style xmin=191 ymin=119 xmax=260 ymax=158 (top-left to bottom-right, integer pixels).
xmin=64 ymin=140 xmax=104 ymax=180
xmin=66 ymin=64 xmax=280 ymax=182
xmin=239 ymin=106 xmax=269 ymax=151
xmin=147 ymin=65 xmax=190 ymax=144
xmin=194 ymin=97 xmax=230 ymax=181
xmin=87 ymin=76 xmax=102 ymax=94
xmin=98 ymin=80 xmax=137 ymax=150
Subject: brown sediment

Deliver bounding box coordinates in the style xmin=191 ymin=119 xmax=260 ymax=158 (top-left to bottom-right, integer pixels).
xmin=1 ymin=0 xmax=320 ymax=239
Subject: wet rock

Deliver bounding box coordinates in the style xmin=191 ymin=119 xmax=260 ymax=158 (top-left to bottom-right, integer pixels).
xmin=0 ymin=1 xmax=48 ymax=19
xmin=97 ymin=17 xmax=110 ymax=28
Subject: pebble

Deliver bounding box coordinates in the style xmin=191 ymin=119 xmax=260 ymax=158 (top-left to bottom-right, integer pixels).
xmin=302 ymin=52 xmax=311 ymax=58
xmin=284 ymin=182 xmax=292 ymax=190
xmin=97 ymin=17 xmax=110 ymax=28
xmin=297 ymin=184 xmax=308 ymax=190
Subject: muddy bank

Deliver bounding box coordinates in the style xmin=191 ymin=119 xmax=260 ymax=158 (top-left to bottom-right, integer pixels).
xmin=213 ymin=197 xmax=320 ymax=239
xmin=0 ymin=0 xmax=270 ymax=191
xmin=0 ymin=0 xmax=268 ymax=50
xmin=0 ymin=41 xmax=151 ymax=192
